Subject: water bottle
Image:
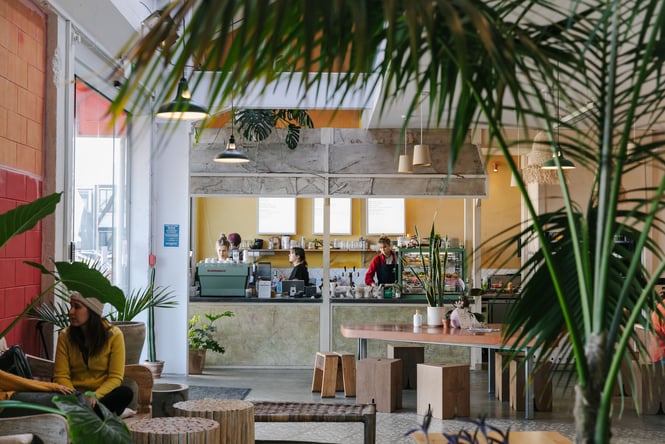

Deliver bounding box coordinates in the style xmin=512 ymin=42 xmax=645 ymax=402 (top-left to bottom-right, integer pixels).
xmin=413 ymin=310 xmax=423 ymax=328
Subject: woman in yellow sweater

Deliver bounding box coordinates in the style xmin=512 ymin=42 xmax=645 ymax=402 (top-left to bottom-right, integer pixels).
xmin=54 ymin=292 xmax=132 ymax=416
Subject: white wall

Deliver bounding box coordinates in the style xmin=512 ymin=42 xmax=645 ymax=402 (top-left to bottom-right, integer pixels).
xmin=149 ymin=124 xmax=192 ymax=374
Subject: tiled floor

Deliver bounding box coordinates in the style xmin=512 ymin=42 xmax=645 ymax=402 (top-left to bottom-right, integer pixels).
xmin=160 ymin=368 xmax=665 ymax=443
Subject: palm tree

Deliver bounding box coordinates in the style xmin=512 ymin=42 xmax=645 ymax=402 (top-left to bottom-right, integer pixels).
xmin=114 ymin=2 xmax=665 ymax=442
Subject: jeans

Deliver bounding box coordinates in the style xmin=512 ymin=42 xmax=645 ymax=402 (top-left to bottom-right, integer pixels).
xmin=1 ymin=386 xmax=133 ymax=418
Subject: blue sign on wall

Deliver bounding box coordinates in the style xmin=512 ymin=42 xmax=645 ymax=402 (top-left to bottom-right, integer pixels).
xmin=164 ymin=224 xmax=179 ymax=247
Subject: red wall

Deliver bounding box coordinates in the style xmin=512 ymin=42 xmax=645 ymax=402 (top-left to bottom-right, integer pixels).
xmin=0 ymin=0 xmax=46 ymax=353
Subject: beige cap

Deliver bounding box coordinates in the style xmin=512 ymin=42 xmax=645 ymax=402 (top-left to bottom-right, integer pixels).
xmin=70 ymin=292 xmax=105 ymax=317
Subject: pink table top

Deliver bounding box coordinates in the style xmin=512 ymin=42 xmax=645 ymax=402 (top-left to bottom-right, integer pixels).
xmin=340 ymin=323 xmax=524 ymax=350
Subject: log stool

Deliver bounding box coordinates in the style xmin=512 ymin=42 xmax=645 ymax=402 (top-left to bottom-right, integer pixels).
xmin=311 ymin=351 xmax=356 ymax=397
xmin=509 ymin=357 xmax=553 ymax=412
xmin=127 ymin=416 xmax=220 ymax=443
xmin=387 ymin=343 xmax=425 ymax=389
xmin=356 ymin=358 xmax=402 ymax=412
xmin=173 ymin=399 xmax=254 ymax=444
xmin=417 ymin=363 xmax=470 ymax=419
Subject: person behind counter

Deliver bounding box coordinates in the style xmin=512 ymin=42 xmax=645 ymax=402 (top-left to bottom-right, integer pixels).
xmin=228 ymin=232 xmax=243 ymax=261
xmin=216 ymin=234 xmax=231 ymax=261
xmin=288 ymin=247 xmax=309 ymax=285
xmin=365 ymin=235 xmax=397 ymax=286
xmin=651 ymin=291 xmax=665 ymax=364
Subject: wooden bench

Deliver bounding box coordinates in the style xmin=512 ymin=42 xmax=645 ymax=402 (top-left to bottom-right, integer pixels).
xmin=252 ymin=401 xmax=376 ymax=444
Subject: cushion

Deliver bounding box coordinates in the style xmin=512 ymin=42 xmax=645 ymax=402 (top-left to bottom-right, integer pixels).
xmin=0 ymin=434 xmax=34 ymax=444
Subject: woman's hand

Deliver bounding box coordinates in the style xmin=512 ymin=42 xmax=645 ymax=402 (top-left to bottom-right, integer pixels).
xmin=85 ymin=391 xmax=97 ymax=408
xmin=56 ymin=384 xmax=74 ymax=394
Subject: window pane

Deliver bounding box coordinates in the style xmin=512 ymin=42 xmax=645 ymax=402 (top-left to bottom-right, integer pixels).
xmin=73 ymin=80 xmax=129 ymax=289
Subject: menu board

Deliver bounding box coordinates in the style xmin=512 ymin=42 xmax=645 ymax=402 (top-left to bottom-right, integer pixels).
xmin=257 ymin=197 xmax=296 ymax=234
xmin=366 ymin=198 xmax=405 ymax=235
xmin=313 ymin=198 xmax=352 ymax=234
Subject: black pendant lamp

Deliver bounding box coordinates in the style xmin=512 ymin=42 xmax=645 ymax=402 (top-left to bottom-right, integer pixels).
xmin=541 ymin=73 xmax=575 ymax=170
xmin=214 ymin=108 xmax=250 ymax=163
xmin=156 ymin=76 xmax=209 ymax=121
xmin=541 ymin=146 xmax=575 ymax=169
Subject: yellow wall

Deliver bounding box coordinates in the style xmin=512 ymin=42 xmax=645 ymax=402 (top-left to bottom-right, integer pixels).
xmin=195 ymin=187 xmax=521 ymax=270
xmin=481 ymin=155 xmax=522 ymax=269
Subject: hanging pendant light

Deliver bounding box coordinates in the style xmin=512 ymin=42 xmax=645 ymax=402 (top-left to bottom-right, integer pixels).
xmin=398 ymin=130 xmax=413 ymax=173
xmin=541 ymin=75 xmax=575 ymax=170
xmin=541 ymin=146 xmax=575 ymax=169
xmin=510 ymin=125 xmax=521 ymax=187
xmin=214 ymin=28 xmax=249 ymax=163
xmin=412 ymin=94 xmax=432 ymax=167
xmin=155 ymin=14 xmax=209 ymax=121
xmin=156 ymin=76 xmax=209 ymax=120
xmin=214 ymin=106 xmax=250 ymax=163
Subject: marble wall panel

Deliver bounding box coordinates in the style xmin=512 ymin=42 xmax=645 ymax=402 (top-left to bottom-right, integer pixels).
xmin=190 ymin=302 xmax=320 ymax=366
xmin=190 ymin=128 xmax=487 ymax=197
xmin=191 ymin=176 xmax=327 ymax=195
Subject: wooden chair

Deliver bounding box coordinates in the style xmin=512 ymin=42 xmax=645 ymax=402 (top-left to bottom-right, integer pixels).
xmin=0 ymin=414 xmax=69 ymax=444
xmin=0 ymin=338 xmax=153 ymax=420
xmin=26 ymin=354 xmax=154 ymax=419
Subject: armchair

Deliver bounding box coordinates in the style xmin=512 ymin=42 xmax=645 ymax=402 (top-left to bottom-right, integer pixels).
xmin=26 ymin=354 xmax=154 ymax=419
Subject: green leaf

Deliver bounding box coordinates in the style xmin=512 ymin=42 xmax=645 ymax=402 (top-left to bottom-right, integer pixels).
xmin=50 ymin=262 xmax=126 ymax=312
xmin=0 ymin=193 xmax=61 ymax=250
xmin=52 ymin=395 xmax=132 ymax=444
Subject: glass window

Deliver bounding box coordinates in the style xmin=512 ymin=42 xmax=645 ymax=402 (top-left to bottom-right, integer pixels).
xmin=366 ymin=198 xmax=405 ymax=235
xmin=73 ymin=79 xmax=129 ymax=289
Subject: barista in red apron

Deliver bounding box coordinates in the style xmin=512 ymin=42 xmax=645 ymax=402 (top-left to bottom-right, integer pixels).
xmin=365 ymin=236 xmax=398 ymax=286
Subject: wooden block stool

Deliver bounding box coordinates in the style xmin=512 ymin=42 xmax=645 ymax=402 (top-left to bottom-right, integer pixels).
xmin=173 ymin=399 xmax=254 ymax=444
xmin=312 ymin=352 xmax=340 ymax=397
xmin=127 ymin=417 xmax=220 ymax=443
xmin=356 ymin=358 xmax=402 ymax=412
xmin=630 ymin=360 xmax=665 ymax=414
xmin=495 ymin=351 xmax=524 ymax=401
xmin=417 ymin=363 xmax=470 ymax=419
xmin=509 ymin=357 xmax=553 ymax=412
xmin=336 ymin=352 xmax=357 ymax=397
xmin=387 ymin=343 xmax=425 ymax=389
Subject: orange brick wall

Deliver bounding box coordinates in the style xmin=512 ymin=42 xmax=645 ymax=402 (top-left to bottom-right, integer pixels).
xmin=0 ymin=0 xmax=46 ymax=354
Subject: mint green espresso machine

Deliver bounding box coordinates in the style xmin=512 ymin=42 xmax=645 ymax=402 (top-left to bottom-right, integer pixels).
xmin=197 ymin=262 xmax=250 ymax=296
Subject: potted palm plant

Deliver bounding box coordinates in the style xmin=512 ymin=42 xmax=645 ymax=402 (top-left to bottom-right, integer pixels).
xmin=0 ymin=193 xmax=133 ymax=443
xmin=188 ymin=312 xmax=234 ymax=374
xmin=117 ymin=2 xmax=665 ymax=442
xmin=32 ymin=275 xmax=176 ymax=367
xmin=410 ymin=223 xmax=448 ymax=326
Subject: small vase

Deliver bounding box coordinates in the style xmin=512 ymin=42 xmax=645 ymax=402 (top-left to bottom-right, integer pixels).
xmin=427 ymin=306 xmax=444 ymax=326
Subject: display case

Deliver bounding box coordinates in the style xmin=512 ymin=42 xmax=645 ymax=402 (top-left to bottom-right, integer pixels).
xmin=398 ymin=247 xmax=466 ymax=300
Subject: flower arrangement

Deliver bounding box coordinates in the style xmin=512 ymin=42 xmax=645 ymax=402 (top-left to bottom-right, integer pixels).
xmin=188 ymin=312 xmax=234 ymax=353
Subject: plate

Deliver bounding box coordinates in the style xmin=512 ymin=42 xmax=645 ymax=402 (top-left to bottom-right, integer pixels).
xmin=467 ymin=327 xmax=500 ymax=333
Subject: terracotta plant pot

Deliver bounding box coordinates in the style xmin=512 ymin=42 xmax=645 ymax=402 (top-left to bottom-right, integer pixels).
xmin=188 ymin=349 xmax=207 ymax=375
xmin=143 ymin=360 xmax=164 ymax=379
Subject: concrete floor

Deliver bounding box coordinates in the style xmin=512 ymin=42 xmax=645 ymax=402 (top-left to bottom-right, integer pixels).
xmin=160 ymin=368 xmax=665 ymax=443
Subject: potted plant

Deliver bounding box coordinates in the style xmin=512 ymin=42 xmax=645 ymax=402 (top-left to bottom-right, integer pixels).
xmin=0 ymin=193 xmax=133 ymax=443
xmin=31 ymin=273 xmax=176 ymax=367
xmin=410 ymin=222 xmax=448 ymax=326
xmin=188 ymin=311 xmax=234 ymax=374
